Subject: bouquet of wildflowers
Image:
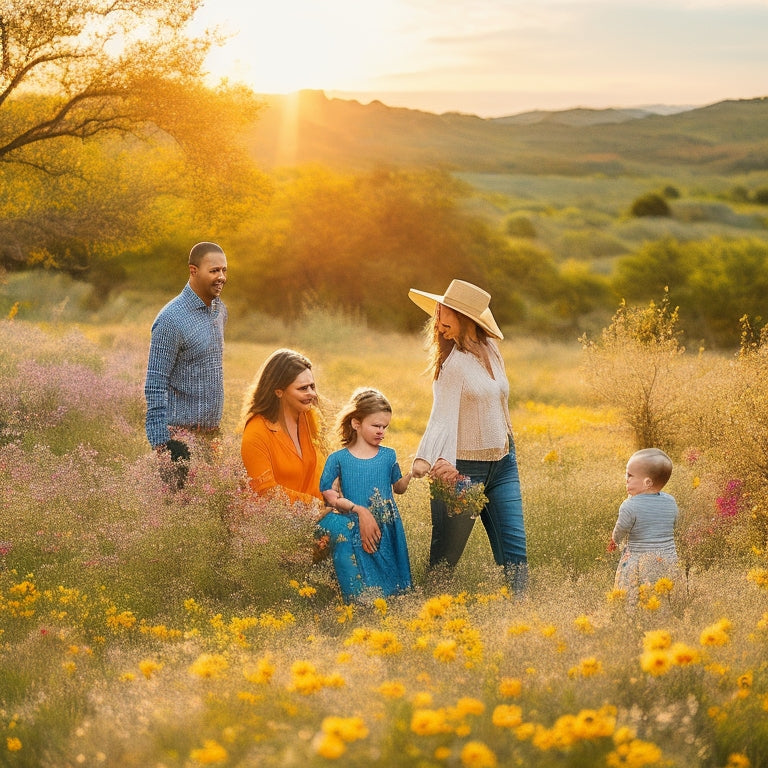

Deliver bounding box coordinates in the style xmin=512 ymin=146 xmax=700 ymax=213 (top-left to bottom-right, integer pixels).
xmin=430 ymin=474 xmax=488 ymax=518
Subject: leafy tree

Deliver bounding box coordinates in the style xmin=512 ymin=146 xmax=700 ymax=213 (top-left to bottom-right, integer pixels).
xmin=231 ymin=167 xmax=506 ymax=332
xmin=613 ymin=237 xmax=768 ymax=347
xmin=505 ymin=215 xmax=536 ymax=238
xmin=629 ymin=192 xmax=671 ymax=217
xmin=0 ymin=0 xmax=268 ymax=280
xmin=549 ymin=260 xmax=611 ymax=330
xmin=613 ymin=238 xmax=692 ymax=305
xmin=0 ymin=0 xmax=211 ymax=167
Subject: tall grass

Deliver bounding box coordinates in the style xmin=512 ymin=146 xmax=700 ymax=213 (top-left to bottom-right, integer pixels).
xmin=1 ymin=306 xmax=768 ymax=767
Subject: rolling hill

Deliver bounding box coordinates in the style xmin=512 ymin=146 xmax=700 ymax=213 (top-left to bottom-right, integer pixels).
xmin=247 ymin=91 xmax=768 ymax=176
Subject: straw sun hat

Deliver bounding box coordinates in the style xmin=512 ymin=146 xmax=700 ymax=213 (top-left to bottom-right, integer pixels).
xmin=408 ymin=279 xmax=503 ymax=340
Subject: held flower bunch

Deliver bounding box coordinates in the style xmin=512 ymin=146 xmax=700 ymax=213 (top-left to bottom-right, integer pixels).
xmin=430 ymin=474 xmax=488 ymax=518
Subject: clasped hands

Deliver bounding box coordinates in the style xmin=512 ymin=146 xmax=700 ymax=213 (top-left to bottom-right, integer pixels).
xmin=411 ymin=457 xmax=460 ymax=483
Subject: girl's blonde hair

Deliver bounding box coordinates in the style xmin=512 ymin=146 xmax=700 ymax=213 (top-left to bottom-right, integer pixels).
xmin=336 ymin=388 xmax=392 ymax=446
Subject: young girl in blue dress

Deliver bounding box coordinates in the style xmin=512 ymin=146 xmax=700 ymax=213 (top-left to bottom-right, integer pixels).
xmin=315 ymin=388 xmax=413 ymax=602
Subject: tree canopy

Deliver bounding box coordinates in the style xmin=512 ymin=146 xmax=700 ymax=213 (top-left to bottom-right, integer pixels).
xmin=0 ymin=0 xmax=210 ymax=165
xmin=0 ymin=0 xmax=268 ymax=276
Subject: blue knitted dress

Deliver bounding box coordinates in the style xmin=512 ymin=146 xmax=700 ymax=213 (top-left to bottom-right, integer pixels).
xmin=317 ymin=446 xmax=412 ymax=601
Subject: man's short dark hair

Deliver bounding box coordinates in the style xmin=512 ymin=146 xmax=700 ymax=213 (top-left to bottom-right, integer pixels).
xmin=189 ymin=242 xmax=224 ymax=267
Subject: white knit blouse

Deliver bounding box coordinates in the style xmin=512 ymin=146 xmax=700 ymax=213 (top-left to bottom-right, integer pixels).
xmin=415 ymin=341 xmax=513 ymax=467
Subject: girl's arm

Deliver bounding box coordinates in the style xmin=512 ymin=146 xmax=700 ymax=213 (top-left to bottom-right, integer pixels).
xmin=393 ymin=471 xmax=412 ymax=494
xmin=322 ymin=486 xmax=356 ymax=513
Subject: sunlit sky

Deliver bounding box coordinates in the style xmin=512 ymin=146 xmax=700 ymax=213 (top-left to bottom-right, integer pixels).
xmin=191 ymin=0 xmax=768 ymax=117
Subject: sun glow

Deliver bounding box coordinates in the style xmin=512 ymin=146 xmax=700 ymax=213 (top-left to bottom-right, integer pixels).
xmin=194 ymin=0 xmax=412 ymax=94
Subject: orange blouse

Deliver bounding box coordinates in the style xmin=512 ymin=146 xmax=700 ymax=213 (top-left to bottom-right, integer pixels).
xmin=241 ymin=411 xmax=324 ymax=504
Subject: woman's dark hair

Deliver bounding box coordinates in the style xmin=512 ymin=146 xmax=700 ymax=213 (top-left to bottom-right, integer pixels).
xmin=241 ymin=348 xmax=314 ymax=424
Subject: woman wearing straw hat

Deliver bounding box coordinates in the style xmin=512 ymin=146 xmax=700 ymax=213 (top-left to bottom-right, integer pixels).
xmin=409 ymin=279 xmax=528 ymax=596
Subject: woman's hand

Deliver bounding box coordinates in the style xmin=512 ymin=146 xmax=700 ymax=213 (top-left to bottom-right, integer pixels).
xmin=429 ymin=458 xmax=460 ymax=483
xmin=356 ymin=505 xmax=381 ymax=554
xmin=411 ymin=458 xmax=431 ymax=478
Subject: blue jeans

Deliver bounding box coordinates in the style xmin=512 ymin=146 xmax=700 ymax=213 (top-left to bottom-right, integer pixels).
xmin=429 ymin=440 xmax=527 ymax=569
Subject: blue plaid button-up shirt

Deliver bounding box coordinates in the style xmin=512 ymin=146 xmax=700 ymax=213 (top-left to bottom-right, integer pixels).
xmin=144 ymin=283 xmax=227 ymax=447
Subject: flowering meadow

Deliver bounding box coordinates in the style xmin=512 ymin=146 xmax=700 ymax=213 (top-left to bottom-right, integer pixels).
xmin=2 ymin=302 xmax=768 ymax=768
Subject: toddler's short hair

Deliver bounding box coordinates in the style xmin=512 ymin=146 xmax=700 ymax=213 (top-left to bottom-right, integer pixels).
xmin=632 ymin=448 xmax=673 ymax=488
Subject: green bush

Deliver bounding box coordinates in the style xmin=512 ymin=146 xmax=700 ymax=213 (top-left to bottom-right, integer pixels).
xmin=629 ymin=192 xmax=671 ymax=217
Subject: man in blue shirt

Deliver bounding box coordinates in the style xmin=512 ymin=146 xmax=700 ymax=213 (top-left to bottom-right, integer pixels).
xmin=144 ymin=242 xmax=228 ymax=475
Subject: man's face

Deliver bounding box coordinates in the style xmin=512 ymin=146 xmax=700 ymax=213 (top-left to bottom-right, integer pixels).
xmin=189 ymin=251 xmax=227 ymax=305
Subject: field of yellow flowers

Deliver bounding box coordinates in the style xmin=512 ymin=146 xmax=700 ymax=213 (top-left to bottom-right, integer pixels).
xmin=1 ymin=310 xmax=768 ymax=768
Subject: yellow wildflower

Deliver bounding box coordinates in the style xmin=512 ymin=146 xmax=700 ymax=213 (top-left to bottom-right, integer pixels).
xmin=378 ymin=680 xmax=406 ymax=699
xmin=515 ymin=722 xmax=536 ymax=741
xmin=189 ymin=653 xmax=229 ymax=679
xmin=606 ymin=738 xmax=662 ymax=766
xmin=747 ymin=568 xmax=768 ymax=588
xmin=455 ymin=697 xmax=485 ymax=717
xmin=642 ymin=629 xmax=672 ymax=651
xmin=613 ymin=726 xmax=636 ymax=744
xmin=726 ymin=754 xmax=751 ymax=768
xmin=498 ymin=677 xmax=522 ymax=698
xmin=700 ymin=620 xmax=731 ymax=646
xmin=507 ymin=622 xmax=531 ymax=636
xmin=492 ymin=704 xmax=523 ymax=729
xmin=321 ymin=715 xmax=368 ymax=742
xmin=573 ymin=615 xmax=594 ymax=634
xmin=643 ymin=595 xmax=661 ymax=611
xmin=606 ymin=588 xmax=627 ymax=602
xmin=367 ymin=629 xmax=401 ymax=656
xmin=434 ymin=746 xmax=451 ymax=760
xmin=578 ymin=657 xmax=603 ymax=677
xmin=669 ymin=642 xmax=700 ymax=666
xmin=542 ymin=449 xmax=559 ymax=464
xmin=640 ymin=649 xmax=671 ymax=676
xmin=138 ymin=659 xmax=162 ymax=679
xmin=653 ymin=577 xmax=674 ymax=595
xmin=314 ymin=733 xmax=346 ymax=759
xmin=189 ymin=739 xmax=228 ymax=765
xmin=737 ymin=671 xmax=753 ymax=697
xmin=373 ymin=597 xmax=388 ymax=616
xmin=105 ymin=609 xmax=137 ymax=631
xmin=573 ymin=707 xmax=616 ymax=740
xmin=243 ymin=656 xmax=274 ymax=685
xmin=433 ymin=639 xmax=458 ymax=662
xmin=6 ymin=737 xmax=22 ymax=752
xmin=460 ymin=740 xmax=497 ymax=768
xmin=411 ymin=708 xmax=448 ymax=736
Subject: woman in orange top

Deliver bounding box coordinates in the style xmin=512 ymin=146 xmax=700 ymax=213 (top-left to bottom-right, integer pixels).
xmin=240 ymin=349 xmax=325 ymax=505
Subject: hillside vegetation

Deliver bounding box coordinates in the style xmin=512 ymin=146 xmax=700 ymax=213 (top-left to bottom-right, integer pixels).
xmin=3 ymin=91 xmax=768 ymax=348
xmin=247 ymin=91 xmax=768 ymax=175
